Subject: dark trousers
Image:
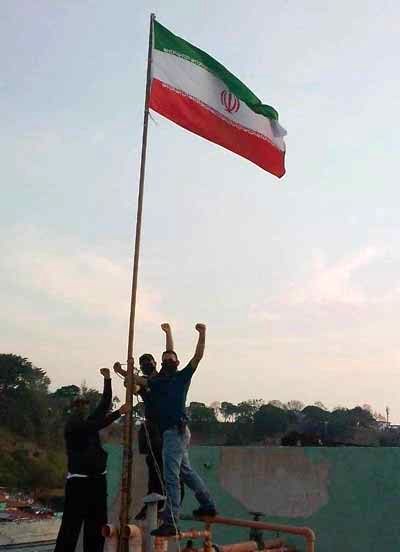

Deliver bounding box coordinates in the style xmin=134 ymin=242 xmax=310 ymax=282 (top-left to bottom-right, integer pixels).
xmin=54 ymin=476 xmax=107 ymax=552
xmin=146 ymin=445 xmax=164 ymax=496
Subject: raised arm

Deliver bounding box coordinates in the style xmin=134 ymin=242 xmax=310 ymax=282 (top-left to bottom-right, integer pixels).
xmin=190 ymin=323 xmax=206 ymax=370
xmin=88 ymin=368 xmax=112 ymax=420
xmin=69 ymin=402 xmax=129 ymax=433
xmin=113 ymin=361 xmax=148 ymax=388
xmin=161 ymin=323 xmax=174 ymax=351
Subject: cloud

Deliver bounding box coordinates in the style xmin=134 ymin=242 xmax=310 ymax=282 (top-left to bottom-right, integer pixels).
xmin=0 ymin=225 xmax=176 ymax=392
xmin=0 ymin=226 xmax=163 ymax=324
xmin=285 ymin=246 xmax=385 ymax=308
xmin=251 ymin=244 xmax=398 ymax=322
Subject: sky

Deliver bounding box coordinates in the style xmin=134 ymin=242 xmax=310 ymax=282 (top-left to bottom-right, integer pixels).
xmin=2 ymin=0 xmax=400 ymax=420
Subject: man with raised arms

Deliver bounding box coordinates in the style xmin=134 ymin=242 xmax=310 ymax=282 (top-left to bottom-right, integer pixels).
xmin=120 ymin=323 xmax=217 ymax=536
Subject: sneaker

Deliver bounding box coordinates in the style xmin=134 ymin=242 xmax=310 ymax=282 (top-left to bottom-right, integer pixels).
xmin=192 ymin=506 xmax=217 ymax=518
xmin=151 ymin=524 xmax=179 ymax=537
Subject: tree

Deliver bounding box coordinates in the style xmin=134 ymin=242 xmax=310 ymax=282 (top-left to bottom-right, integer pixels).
xmin=220 ymin=402 xmax=238 ymax=422
xmin=209 ymin=401 xmax=221 ymax=419
xmin=254 ymin=405 xmax=289 ymax=439
xmin=0 ymin=354 xmax=51 ymax=442
xmin=302 ymin=405 xmax=330 ymax=422
xmin=52 ymin=385 xmax=80 ymax=401
xmin=300 ymin=405 xmax=331 ymax=439
xmin=188 ymin=403 xmax=217 ymax=425
xmin=328 ymin=406 xmax=376 ymax=442
xmin=286 ymin=400 xmax=304 ymax=412
xmin=0 ymin=354 xmax=50 ymax=394
xmin=314 ymin=401 xmax=327 ymax=410
xmin=236 ymin=399 xmax=264 ymax=423
xmin=328 ymin=408 xmax=350 ymax=440
xmin=348 ymin=406 xmax=376 ymax=428
xmin=80 ymin=382 xmax=103 ymax=412
xmin=268 ymin=400 xmax=286 ymax=410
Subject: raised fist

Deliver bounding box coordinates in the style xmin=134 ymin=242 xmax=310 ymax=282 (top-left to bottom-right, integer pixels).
xmin=195 ymin=323 xmax=206 ymax=333
xmin=100 ymin=368 xmax=110 ymax=379
xmin=113 ymin=362 xmax=126 ymax=377
xmin=161 ymin=323 xmax=171 ymax=332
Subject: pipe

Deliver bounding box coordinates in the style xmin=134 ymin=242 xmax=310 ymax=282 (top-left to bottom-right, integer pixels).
xmin=262 ymin=539 xmax=284 ymax=550
xmin=103 ymin=524 xmax=118 ymax=538
xmin=185 ymin=516 xmax=315 ymax=552
xmin=143 ymin=495 xmax=162 ymax=552
xmin=197 ymin=539 xmax=286 ymax=552
xmin=153 ymin=530 xmax=211 ymax=542
xmin=153 ymin=537 xmax=167 ymax=552
xmin=102 ymin=524 xmax=119 ymax=552
xmin=124 ymin=524 xmax=143 ymax=552
xmin=203 ymin=523 xmax=212 ymax=552
xmin=211 ymin=541 xmax=258 ymax=552
xmin=168 ymin=530 xmax=211 ymax=541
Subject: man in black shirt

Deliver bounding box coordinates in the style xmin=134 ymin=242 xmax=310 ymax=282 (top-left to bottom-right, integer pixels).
xmin=54 ymin=368 xmax=128 ymax=552
xmin=134 ymin=352 xmax=164 ymax=520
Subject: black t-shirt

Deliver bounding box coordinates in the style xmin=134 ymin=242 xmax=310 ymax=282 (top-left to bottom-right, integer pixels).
xmin=138 ymin=375 xmax=159 ymax=423
xmin=65 ymin=379 xmax=120 ymax=475
xmin=148 ymin=362 xmax=196 ymax=432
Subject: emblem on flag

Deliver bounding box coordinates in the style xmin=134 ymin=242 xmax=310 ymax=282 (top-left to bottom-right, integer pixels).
xmin=220 ymin=90 xmax=240 ymax=114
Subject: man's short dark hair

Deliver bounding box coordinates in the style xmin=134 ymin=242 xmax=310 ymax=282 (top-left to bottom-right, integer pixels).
xmin=162 ymin=350 xmax=178 ymax=360
xmin=139 ymin=353 xmax=155 ymax=364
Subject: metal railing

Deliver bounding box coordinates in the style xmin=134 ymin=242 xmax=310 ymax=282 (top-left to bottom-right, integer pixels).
xmin=181 ymin=515 xmax=315 ymax=552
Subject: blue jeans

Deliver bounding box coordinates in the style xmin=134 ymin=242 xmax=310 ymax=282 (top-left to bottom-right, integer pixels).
xmin=162 ymin=426 xmax=215 ymax=525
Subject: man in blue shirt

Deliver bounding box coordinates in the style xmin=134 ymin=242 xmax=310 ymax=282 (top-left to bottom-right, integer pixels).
xmin=113 ymin=324 xmax=185 ymax=521
xmin=144 ymin=323 xmax=217 ymax=536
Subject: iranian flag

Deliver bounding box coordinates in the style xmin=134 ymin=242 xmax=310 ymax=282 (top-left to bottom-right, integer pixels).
xmin=149 ymin=21 xmax=286 ymax=178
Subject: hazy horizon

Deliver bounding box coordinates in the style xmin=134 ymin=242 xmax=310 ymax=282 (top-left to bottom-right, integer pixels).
xmin=2 ymin=1 xmax=400 ymax=422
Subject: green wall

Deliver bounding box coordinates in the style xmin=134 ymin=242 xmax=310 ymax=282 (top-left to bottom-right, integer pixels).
xmin=104 ymin=445 xmax=400 ymax=551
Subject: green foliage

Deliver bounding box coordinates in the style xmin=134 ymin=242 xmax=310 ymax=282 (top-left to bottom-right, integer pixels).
xmin=188 ymin=402 xmax=218 ymax=425
xmin=286 ymin=400 xmax=304 ymax=412
xmin=302 ymin=405 xmax=331 ymax=422
xmin=0 ymin=354 xmax=50 ymax=394
xmin=80 ymin=382 xmax=103 ymax=411
xmin=235 ymin=399 xmax=264 ymax=423
xmin=52 ymin=385 xmax=80 ymax=401
xmin=0 ymin=354 xmax=51 ymax=443
xmin=220 ymin=401 xmax=238 ymax=422
xmin=254 ymin=404 xmax=290 ymax=439
xmin=0 ymin=353 xmax=100 ymax=491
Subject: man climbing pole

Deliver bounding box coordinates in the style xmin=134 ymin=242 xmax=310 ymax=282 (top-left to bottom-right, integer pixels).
xmin=122 ymin=323 xmax=217 ymax=536
xmin=114 ymin=323 xmax=184 ymax=520
xmin=54 ymin=368 xmax=128 ymax=552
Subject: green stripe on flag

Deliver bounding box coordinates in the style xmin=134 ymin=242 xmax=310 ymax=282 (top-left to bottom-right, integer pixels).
xmin=154 ymin=20 xmax=279 ymax=121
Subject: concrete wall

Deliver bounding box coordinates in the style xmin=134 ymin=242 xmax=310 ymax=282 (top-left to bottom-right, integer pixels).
xmin=104 ymin=445 xmax=400 ymax=551
xmin=0 ymin=519 xmax=60 ymax=545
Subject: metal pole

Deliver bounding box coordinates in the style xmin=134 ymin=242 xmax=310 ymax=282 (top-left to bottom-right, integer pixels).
xmin=118 ymin=12 xmax=155 ymax=552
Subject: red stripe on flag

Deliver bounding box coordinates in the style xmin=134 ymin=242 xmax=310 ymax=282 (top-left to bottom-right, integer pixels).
xmin=149 ymin=79 xmax=285 ymax=178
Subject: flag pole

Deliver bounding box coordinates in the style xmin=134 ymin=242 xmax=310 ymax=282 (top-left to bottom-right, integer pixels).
xmin=118 ymin=12 xmax=155 ymax=552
